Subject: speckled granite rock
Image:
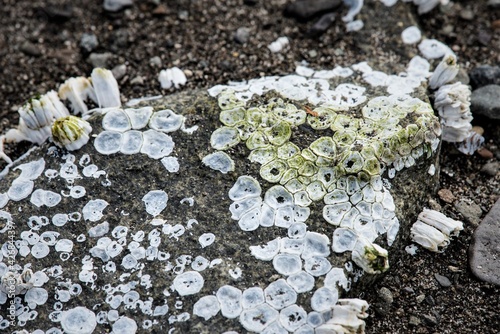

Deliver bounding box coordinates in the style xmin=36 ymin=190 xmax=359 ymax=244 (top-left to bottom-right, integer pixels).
xmin=469 ymin=199 xmax=500 ymax=286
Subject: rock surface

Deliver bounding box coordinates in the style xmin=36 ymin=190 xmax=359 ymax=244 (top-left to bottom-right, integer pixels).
xmin=469 ymin=65 xmax=500 ymax=89
xmin=471 ymin=84 xmax=500 ymax=119
xmin=469 ymin=199 xmax=500 ymax=286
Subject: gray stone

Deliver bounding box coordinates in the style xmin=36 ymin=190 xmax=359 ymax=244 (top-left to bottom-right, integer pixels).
xmin=488 ymin=0 xmax=500 ymax=9
xmin=423 ymin=313 xmax=439 ymax=326
xmin=469 ymin=199 xmax=500 ymax=286
xmin=80 ymin=33 xmax=99 ymax=53
xmin=469 ymin=65 xmax=500 ymax=89
xmin=434 ymin=273 xmax=452 ymax=287
xmin=409 ymin=315 xmax=421 ymax=326
xmin=20 ymin=41 xmax=41 ymax=57
xmin=308 ymin=12 xmax=336 ymax=37
xmin=111 ymin=64 xmax=127 ymax=80
xmin=480 ymin=162 xmax=499 ymax=177
xmin=149 ymin=56 xmax=162 ymax=67
xmin=285 ymin=0 xmax=342 ymax=21
xmin=103 ymin=0 xmax=133 ymax=12
xmin=234 ymin=27 xmax=250 ymax=44
xmin=130 ymin=75 xmax=144 ymax=85
xmin=471 ymin=85 xmax=500 ymax=119
xmin=455 ymin=199 xmax=482 ymax=225
xmin=378 ymin=287 xmax=394 ymax=304
xmin=88 ymin=52 xmax=113 ymax=68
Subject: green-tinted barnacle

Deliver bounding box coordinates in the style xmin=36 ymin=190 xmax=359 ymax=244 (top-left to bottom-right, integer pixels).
xmin=360 ymin=146 xmax=377 ymax=159
xmin=260 ymin=159 xmax=288 ymax=183
xmin=285 ymin=178 xmax=306 ymax=193
xmin=264 ymin=121 xmax=291 ymax=146
xmin=340 ymin=151 xmax=364 ymax=174
xmin=248 ymin=146 xmax=277 ymax=164
xmin=219 ymin=107 xmax=246 ymax=126
xmin=430 ymin=118 xmax=442 ymax=136
xmin=398 ymin=143 xmax=412 ymax=156
xmin=210 ymin=126 xmax=240 ymax=150
xmin=424 ymin=130 xmax=437 ymax=143
xmin=297 ymin=175 xmax=312 ymax=186
xmin=218 ymin=90 xmax=246 ymax=110
xmin=51 ymin=116 xmax=92 ymax=151
xmin=363 ymin=244 xmax=389 ymax=273
xmin=332 ymin=130 xmax=357 ymax=148
xmin=287 ymin=154 xmax=305 ymax=169
xmin=357 ymin=171 xmax=371 ymax=188
xmin=306 ymin=107 xmax=337 ymax=130
xmin=271 ymin=103 xmax=307 ymax=126
xmin=406 ymin=124 xmax=419 ymax=137
xmin=280 ymin=168 xmax=298 ymax=185
xmin=380 ymin=148 xmax=396 ymax=165
xmin=298 ymin=160 xmax=318 ymax=177
xmin=390 ymin=106 xmax=408 ymax=119
xmin=234 ymin=121 xmax=255 ymax=141
xmin=246 ymin=131 xmax=269 ymax=150
xmin=301 ymin=148 xmax=317 ymax=162
xmin=331 ymin=115 xmax=360 ymax=133
xmin=277 ymin=142 xmax=300 ymax=160
xmin=363 ymin=157 xmax=381 ymax=176
xmin=310 ymin=137 xmax=337 ymax=159
xmin=315 ymin=156 xmax=334 ymax=167
xmin=245 ymin=107 xmax=265 ymax=126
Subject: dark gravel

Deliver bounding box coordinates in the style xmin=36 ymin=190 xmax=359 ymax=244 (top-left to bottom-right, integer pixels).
xmin=0 ymin=0 xmax=499 ymax=333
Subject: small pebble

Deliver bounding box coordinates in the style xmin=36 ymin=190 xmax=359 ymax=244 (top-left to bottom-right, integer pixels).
xmin=42 ymin=4 xmax=73 ymax=21
xmin=423 ymin=314 xmax=438 ymax=326
xmin=481 ymin=162 xmax=499 ymax=176
xmin=152 ymin=4 xmax=168 ymax=15
xmin=434 ymin=273 xmax=452 ymax=287
xmin=469 ymin=65 xmax=500 ymax=89
xmin=438 ymin=188 xmax=455 ymax=204
xmin=459 ymin=9 xmax=474 ymax=20
xmin=455 ymin=199 xmax=483 ymax=225
xmin=477 ymin=147 xmax=494 ymax=159
xmin=234 ymin=27 xmax=250 ymax=44
xmin=378 ymin=287 xmax=394 ymax=304
xmin=88 ymin=52 xmax=113 ymax=68
xmin=471 ymin=85 xmax=500 ymax=119
xmin=425 ymin=295 xmax=435 ymax=306
xmin=130 ymin=76 xmax=144 ymax=85
xmin=150 ymin=56 xmax=162 ymax=67
xmin=416 ymin=294 xmax=425 ymax=303
xmin=111 ymin=64 xmax=127 ymax=80
xmin=403 ymin=286 xmax=414 ymax=293
xmin=409 ymin=315 xmax=421 ymax=326
xmin=307 ymin=12 xmax=336 ymax=37
xmin=104 ymin=0 xmax=133 ymax=12
xmin=80 ymin=33 xmax=99 ymax=53
xmin=20 ymin=41 xmax=41 ymax=57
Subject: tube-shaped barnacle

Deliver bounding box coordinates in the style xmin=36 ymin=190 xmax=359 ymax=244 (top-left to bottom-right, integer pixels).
xmin=51 ymin=116 xmax=92 ymax=151
xmin=410 ymin=220 xmax=450 ymax=252
xmin=351 ymin=237 xmax=389 ymax=274
xmin=337 ymin=299 xmax=369 ymax=319
xmin=428 ymin=54 xmax=459 ymax=90
xmin=417 ymin=208 xmax=463 ymax=237
xmin=44 ymin=91 xmax=70 ymax=119
xmin=58 ymin=76 xmax=96 ymax=115
xmin=310 ymin=137 xmax=337 ymax=159
xmin=264 ymin=121 xmax=291 ymax=146
xmin=90 ymin=68 xmax=121 ymax=109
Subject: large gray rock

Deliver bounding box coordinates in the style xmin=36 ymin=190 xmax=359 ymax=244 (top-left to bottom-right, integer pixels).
xmin=469 ymin=199 xmax=500 ymax=286
xmin=471 ymin=84 xmax=500 ymax=119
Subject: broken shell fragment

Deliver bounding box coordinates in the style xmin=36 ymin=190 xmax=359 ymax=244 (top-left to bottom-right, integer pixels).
xmin=51 ymin=116 xmax=92 ymax=151
xmin=351 ymin=237 xmax=389 ymax=274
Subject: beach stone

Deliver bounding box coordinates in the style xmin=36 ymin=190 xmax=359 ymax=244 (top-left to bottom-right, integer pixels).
xmin=285 ymin=0 xmax=342 ymax=21
xmin=469 ymin=199 xmax=500 ymax=286
xmin=481 ymin=162 xmax=499 ymax=176
xmin=103 ymin=0 xmax=133 ymax=12
xmin=88 ymin=52 xmax=113 ymax=68
xmin=455 ymin=199 xmax=482 ymax=225
xmin=80 ymin=33 xmax=99 ymax=53
xmin=471 ymin=85 xmax=500 ymax=119
xmin=469 ymin=65 xmax=500 ymax=89
xmin=234 ymin=27 xmax=250 ymax=44
xmin=20 ymin=41 xmax=41 ymax=57
xmin=434 ymin=273 xmax=452 ymax=287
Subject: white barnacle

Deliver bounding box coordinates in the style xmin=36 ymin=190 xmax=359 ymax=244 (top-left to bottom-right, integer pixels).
xmin=102 ymin=109 xmax=131 ymax=132
xmin=272 ymin=254 xmax=302 ymax=276
xmin=210 ymin=126 xmax=240 ymax=150
xmin=250 ymin=238 xmax=281 ymax=261
xmin=240 ymin=304 xmax=279 ymax=332
xmin=332 ymin=228 xmax=358 ymax=253
xmin=149 ymin=109 xmax=184 ymax=133
xmin=140 ymin=129 xmax=174 ymax=159
xmin=216 ymin=285 xmax=243 ymax=318
xmin=411 ymin=219 xmax=450 ymax=252
xmin=112 ymin=317 xmax=138 ymax=334
xmin=94 ymin=130 xmax=123 ymax=155
xmin=241 ymin=287 xmax=265 ymax=309
xmin=202 ymin=151 xmax=234 ymax=174
xmin=158 ymin=67 xmax=187 ymax=89
xmin=418 ymin=39 xmax=454 ymax=60
xmin=199 ymin=233 xmax=215 ymax=248
xmin=90 ymin=68 xmax=121 ymax=109
xmin=82 ymin=199 xmax=108 ymax=222
xmin=264 ymin=279 xmax=297 ymax=310
xmin=428 ymin=54 xmax=459 ymax=90
xmin=60 ymin=307 xmax=97 ymax=334
xmin=58 ymin=76 xmax=95 ymax=115
xmin=286 ymin=271 xmax=315 ymax=293
xmin=120 ymin=130 xmax=143 ymax=155
xmin=417 ymin=208 xmax=463 ymax=237
xmin=401 ymin=26 xmax=422 ymax=44
xmin=279 ymin=304 xmax=307 ymax=332
xmin=30 ymin=189 xmax=62 ymax=207
xmin=124 ymin=107 xmax=153 ymax=129
xmin=193 ymin=295 xmax=220 ymax=320
xmin=311 ymin=287 xmax=338 ymax=312
xmin=174 ymin=271 xmax=204 ymax=296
